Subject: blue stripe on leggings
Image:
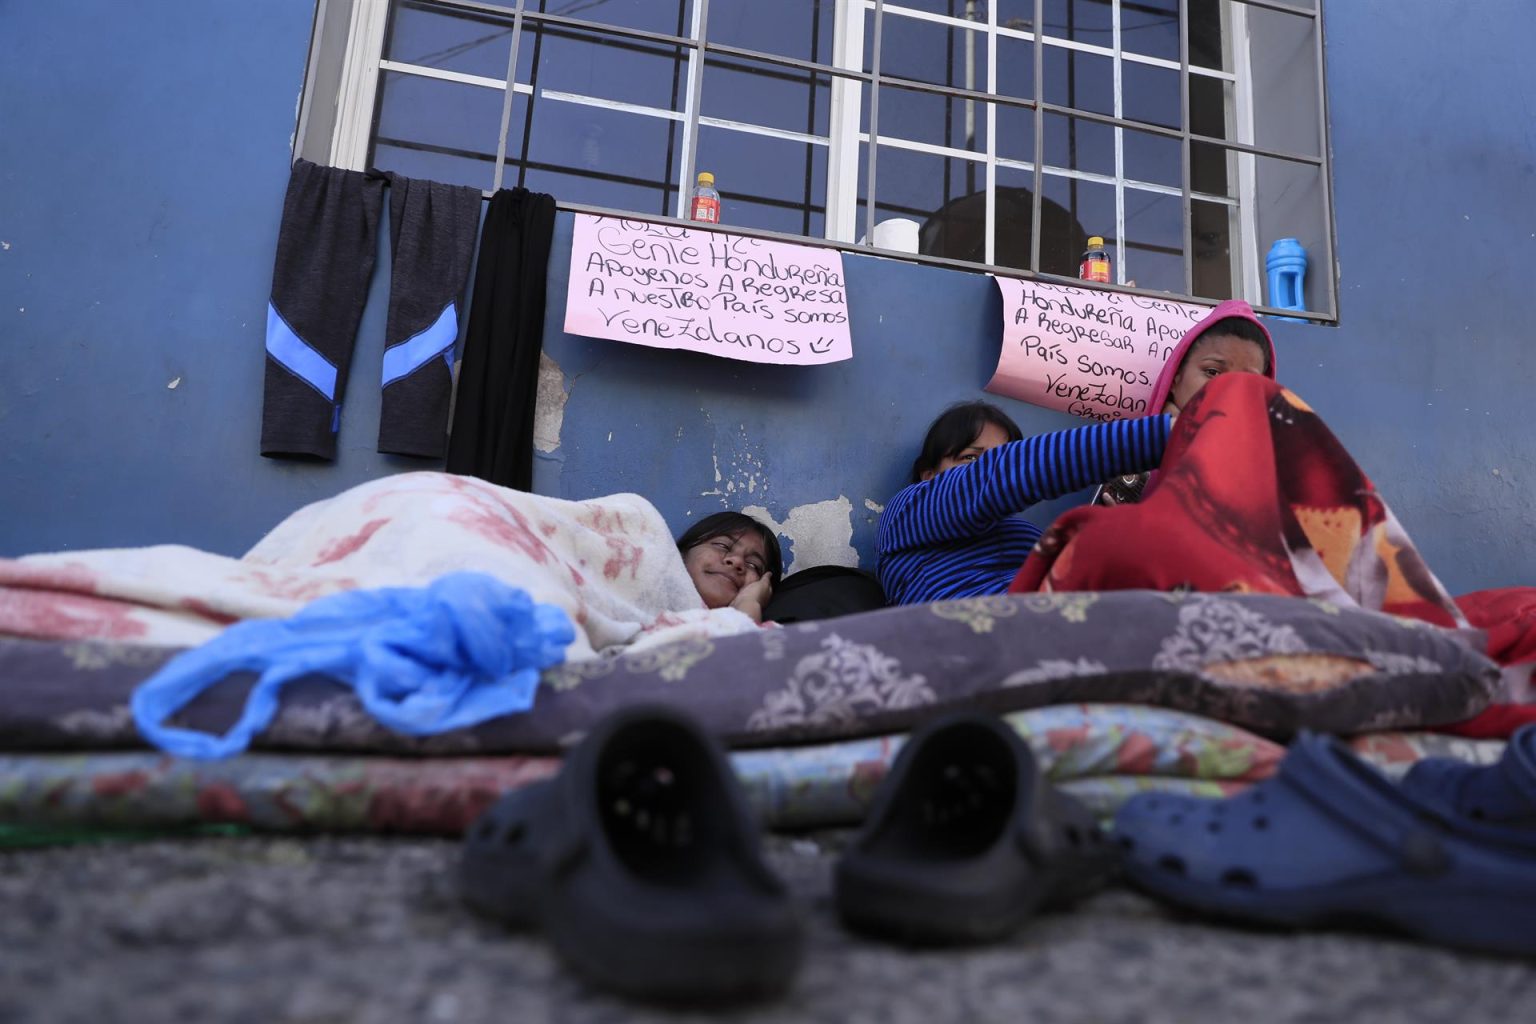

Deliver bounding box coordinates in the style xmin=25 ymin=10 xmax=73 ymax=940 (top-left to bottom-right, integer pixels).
xmin=265 ymin=302 xmax=337 ymax=400
xmin=381 ymin=302 xmax=458 ymax=388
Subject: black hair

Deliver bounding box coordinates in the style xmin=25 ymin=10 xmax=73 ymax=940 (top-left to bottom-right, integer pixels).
xmin=909 ymin=400 xmax=1024 ymax=483
xmin=676 ymin=511 xmax=784 ymax=580
xmin=1187 ymin=316 xmax=1272 ymax=374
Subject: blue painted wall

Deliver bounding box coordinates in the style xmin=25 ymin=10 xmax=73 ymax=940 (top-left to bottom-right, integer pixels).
xmin=0 ymin=1 xmax=409 ymax=555
xmin=3 ymin=1 xmax=1534 ymax=595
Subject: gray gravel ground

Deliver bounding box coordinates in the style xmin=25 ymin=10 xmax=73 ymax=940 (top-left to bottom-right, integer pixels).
xmin=3 ymin=833 xmax=1534 ymax=1024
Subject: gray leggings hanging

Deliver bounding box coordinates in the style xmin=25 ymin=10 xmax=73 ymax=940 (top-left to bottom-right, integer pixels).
xmin=260 ymin=159 xmax=481 ymax=461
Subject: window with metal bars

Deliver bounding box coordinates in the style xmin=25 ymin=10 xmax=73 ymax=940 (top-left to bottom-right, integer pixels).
xmin=298 ymin=0 xmax=1334 ymax=318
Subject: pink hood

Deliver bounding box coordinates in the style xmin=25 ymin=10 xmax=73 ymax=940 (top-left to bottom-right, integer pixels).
xmin=1148 ymin=299 xmax=1277 ymax=414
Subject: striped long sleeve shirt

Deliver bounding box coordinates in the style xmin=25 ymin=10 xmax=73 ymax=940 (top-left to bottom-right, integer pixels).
xmin=877 ymin=415 xmax=1172 ymax=605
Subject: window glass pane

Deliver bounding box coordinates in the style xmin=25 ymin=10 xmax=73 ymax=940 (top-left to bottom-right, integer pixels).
xmin=514 ymin=101 xmax=680 ymax=214
xmin=519 ymin=25 xmax=686 ymax=110
xmin=862 ymin=143 xmax=986 ymax=260
xmin=385 ymin=0 xmax=514 ymax=78
xmin=1041 ymin=173 xmax=1114 ymax=276
xmin=1246 ymin=5 xmax=1321 ymax=158
xmin=1121 ymin=0 xmax=1180 ymax=62
xmin=1192 ymin=197 xmax=1236 ymax=300
xmin=715 ymin=196 xmax=828 ymax=240
xmin=524 ymin=0 xmax=691 ymax=39
xmin=371 ymin=71 xmax=505 ymax=190
xmin=995 ymin=33 xmax=1035 ymax=101
xmin=1189 ymin=0 xmax=1226 ymax=70
xmin=1042 ymin=45 xmax=1114 ymax=118
xmin=1041 ymin=0 xmax=1113 ymax=49
xmin=994 ymin=1 xmax=1038 ymax=34
xmin=520 ymin=164 xmax=677 ymax=218
xmin=1123 ymin=125 xmax=1181 ymax=189
xmin=1190 ymin=139 xmax=1236 ymax=200
xmin=1044 ymin=112 xmax=1114 ymax=178
xmin=1185 ymin=138 xmax=1234 ymax=202
xmin=1123 ymin=189 xmax=1184 ymax=293
xmin=707 ymin=0 xmax=838 ymax=65
xmin=1044 ymin=117 xmax=1181 ymax=188
xmin=903 ymin=160 xmax=1107 ymax=281
xmin=997 ymin=102 xmax=1035 ymax=164
xmin=991 ymin=168 xmax=1034 ymax=275
xmin=1253 ymin=154 xmax=1328 ymax=313
xmin=1121 ymin=60 xmax=1180 ymax=130
xmin=866 ymin=84 xmax=988 ymax=154
xmin=873 ymin=8 xmax=987 ymax=92
xmin=702 ymin=56 xmax=831 ymax=137
xmin=886 ymin=0 xmax=1014 ymax=33
xmin=1189 ymin=73 xmax=1232 ymax=140
xmin=887 ymin=0 xmax=980 ymax=18
xmin=373 ymin=140 xmax=497 ymax=192
xmin=696 ymin=126 xmax=828 ymax=237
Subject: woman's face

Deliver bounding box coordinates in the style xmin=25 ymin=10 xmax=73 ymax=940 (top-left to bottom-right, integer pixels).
xmin=1167 ymin=333 xmax=1268 ymax=412
xmin=684 ymin=530 xmax=769 ymax=608
xmin=921 ymin=420 xmax=1013 ymax=481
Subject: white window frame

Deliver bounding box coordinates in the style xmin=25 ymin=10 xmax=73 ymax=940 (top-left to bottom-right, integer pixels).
xmin=308 ymin=0 xmax=1328 ymax=316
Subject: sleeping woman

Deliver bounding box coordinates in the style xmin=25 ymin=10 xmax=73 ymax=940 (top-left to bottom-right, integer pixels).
xmin=0 ymin=472 xmax=786 ymax=656
xmin=675 ymin=511 xmax=782 ymax=624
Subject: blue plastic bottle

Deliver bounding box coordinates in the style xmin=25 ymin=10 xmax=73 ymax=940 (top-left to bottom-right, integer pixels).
xmin=1265 ymin=238 xmax=1308 ymax=319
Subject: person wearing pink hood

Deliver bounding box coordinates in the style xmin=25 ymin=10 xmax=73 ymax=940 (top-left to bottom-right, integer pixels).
xmin=878 ymin=299 xmax=1276 ymax=606
xmin=1095 ymin=299 xmax=1277 ymax=505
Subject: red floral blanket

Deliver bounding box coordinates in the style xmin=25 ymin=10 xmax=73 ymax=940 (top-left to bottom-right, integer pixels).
xmin=1010 ymin=373 xmax=1536 ymax=737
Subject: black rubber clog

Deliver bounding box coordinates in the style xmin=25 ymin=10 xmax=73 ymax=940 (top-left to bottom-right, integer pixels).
xmin=833 ymin=711 xmax=1117 ymax=945
xmin=458 ymin=704 xmax=803 ymax=1003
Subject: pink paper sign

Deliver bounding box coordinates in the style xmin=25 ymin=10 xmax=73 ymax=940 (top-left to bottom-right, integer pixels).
xmin=985 ymin=276 xmax=1211 ymax=421
xmin=564 ymin=215 xmax=852 ymax=365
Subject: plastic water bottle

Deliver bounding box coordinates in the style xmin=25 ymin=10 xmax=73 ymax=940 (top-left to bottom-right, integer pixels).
xmin=690 ymin=171 xmax=721 ymax=224
xmin=1079 ymin=235 xmax=1110 ymax=283
xmin=1265 ymin=238 xmax=1308 ymax=314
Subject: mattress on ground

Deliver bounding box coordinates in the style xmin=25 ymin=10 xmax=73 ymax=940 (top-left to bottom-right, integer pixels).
xmin=0 ymin=590 xmax=1499 ymax=755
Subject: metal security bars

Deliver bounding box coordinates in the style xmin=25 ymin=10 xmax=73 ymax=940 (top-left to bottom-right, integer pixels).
xmin=308 ymin=0 xmax=1334 ymax=318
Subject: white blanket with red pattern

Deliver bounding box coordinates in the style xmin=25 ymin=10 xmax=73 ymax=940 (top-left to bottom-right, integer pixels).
xmin=0 ymin=472 xmax=759 ymax=659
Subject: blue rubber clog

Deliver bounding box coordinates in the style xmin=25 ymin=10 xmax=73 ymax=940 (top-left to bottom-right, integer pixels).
xmin=1113 ymin=731 xmax=1536 ymax=957
xmin=1400 ymin=724 xmax=1536 ymax=828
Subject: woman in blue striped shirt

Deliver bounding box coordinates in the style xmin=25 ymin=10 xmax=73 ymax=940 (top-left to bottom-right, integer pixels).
xmin=878 ymin=300 xmax=1278 ymax=606
xmin=876 ymin=403 xmax=1173 ymax=605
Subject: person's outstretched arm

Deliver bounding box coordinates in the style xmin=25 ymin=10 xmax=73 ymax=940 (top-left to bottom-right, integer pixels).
xmin=879 ymin=414 xmax=1172 ymax=553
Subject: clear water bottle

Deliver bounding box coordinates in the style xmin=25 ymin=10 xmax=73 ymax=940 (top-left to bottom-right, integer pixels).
xmin=1079 ymin=235 xmax=1110 ymax=283
xmin=690 ymin=171 xmax=720 ymax=224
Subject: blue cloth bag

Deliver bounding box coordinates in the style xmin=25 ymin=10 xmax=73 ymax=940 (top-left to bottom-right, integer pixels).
xmin=131 ymin=572 xmax=576 ymax=759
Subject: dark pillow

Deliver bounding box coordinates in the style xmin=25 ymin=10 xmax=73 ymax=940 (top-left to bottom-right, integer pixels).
xmin=0 ymin=591 xmax=1501 ymax=755
xmin=763 ymin=565 xmax=887 ymax=624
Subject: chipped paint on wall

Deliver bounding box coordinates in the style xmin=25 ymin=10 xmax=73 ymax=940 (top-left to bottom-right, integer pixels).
xmin=699 ymin=417 xmax=768 ymax=500
xmin=533 ymin=351 xmax=569 ymax=453
xmin=743 ymin=496 xmax=858 ymax=575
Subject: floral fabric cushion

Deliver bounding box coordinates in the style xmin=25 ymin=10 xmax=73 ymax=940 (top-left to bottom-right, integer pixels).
xmin=0 ymin=591 xmax=1501 ymax=754
xmin=0 ymin=704 xmax=1281 ymax=837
